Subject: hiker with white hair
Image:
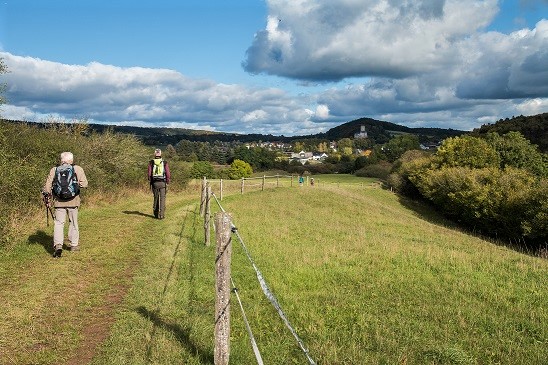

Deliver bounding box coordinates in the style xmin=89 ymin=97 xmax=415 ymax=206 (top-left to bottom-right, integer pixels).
xmin=43 ymin=151 xmax=88 ymax=258
xmin=148 ymin=148 xmax=171 ymax=219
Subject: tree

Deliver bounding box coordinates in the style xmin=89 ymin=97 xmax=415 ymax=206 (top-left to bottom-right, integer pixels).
xmin=164 ymin=144 xmax=177 ymax=159
xmin=435 ymin=135 xmax=500 ymax=169
xmin=227 ymin=159 xmax=253 ymax=179
xmin=190 ymin=161 xmax=215 ymax=179
xmin=353 ymin=137 xmax=372 ymax=150
xmin=485 ymin=132 xmax=547 ymax=177
xmin=337 ymin=138 xmax=353 ymax=154
xmin=176 ymin=140 xmax=196 ymax=161
xmin=232 ymin=145 xmax=276 ymax=171
xmin=381 ymin=135 xmax=421 ymax=162
xmin=317 ymin=142 xmax=328 ymax=153
xmin=293 ymin=141 xmax=304 ymax=152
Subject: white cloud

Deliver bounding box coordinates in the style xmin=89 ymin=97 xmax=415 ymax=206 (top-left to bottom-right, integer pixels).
xmin=242 ymin=109 xmax=268 ymax=122
xmin=315 ymin=104 xmax=329 ymax=119
xmin=243 ymin=0 xmax=548 ymax=127
xmin=244 ymin=0 xmax=499 ymax=80
xmin=0 ymin=52 xmax=338 ymax=135
xmin=516 ymin=98 xmax=548 ymax=115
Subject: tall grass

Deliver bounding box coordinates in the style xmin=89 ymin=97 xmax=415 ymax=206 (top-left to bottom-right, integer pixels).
xmin=89 ymin=181 xmax=546 ymax=364
xmin=203 ymin=184 xmax=547 ymax=364
xmin=1 ymin=170 xmax=546 ymax=363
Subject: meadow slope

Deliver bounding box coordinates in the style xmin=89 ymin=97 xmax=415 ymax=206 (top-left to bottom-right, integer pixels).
xmin=0 ymin=176 xmax=546 ymax=365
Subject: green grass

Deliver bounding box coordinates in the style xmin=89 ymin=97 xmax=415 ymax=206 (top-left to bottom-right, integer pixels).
xmin=1 ymin=175 xmax=546 ymax=364
xmin=207 ymin=182 xmax=547 ymax=364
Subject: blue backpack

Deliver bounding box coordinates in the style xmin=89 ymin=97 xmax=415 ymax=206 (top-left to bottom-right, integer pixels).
xmin=53 ymin=165 xmax=80 ymax=200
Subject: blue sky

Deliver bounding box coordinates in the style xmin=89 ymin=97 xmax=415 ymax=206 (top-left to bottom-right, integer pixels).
xmin=1 ymin=0 xmax=547 ymax=136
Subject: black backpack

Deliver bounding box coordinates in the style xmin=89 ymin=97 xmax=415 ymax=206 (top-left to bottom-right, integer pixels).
xmin=53 ymin=165 xmax=80 ymax=200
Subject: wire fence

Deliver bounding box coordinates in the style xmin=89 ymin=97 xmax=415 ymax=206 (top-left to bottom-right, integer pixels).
xmin=205 ymin=186 xmax=316 ymax=365
xmin=193 ymin=174 xmax=382 ymax=204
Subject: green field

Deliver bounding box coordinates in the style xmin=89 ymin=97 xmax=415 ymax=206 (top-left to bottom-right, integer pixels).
xmin=0 ymin=175 xmax=546 ymax=364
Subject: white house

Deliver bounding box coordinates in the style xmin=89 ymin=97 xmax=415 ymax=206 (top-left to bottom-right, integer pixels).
xmin=291 ymin=150 xmax=314 ymax=164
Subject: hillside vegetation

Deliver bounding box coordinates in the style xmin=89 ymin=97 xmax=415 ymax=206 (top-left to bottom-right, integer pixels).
xmin=388 ymin=132 xmax=548 ymax=250
xmin=472 ymin=113 xmax=548 ymax=153
xmin=0 ymin=120 xmax=190 ymax=247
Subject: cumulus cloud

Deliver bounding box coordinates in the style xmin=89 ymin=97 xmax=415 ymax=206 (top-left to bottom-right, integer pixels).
xmin=244 ymin=0 xmax=499 ymax=80
xmin=315 ymin=104 xmax=330 ymax=119
xmin=243 ymin=0 xmax=548 ymax=130
xmin=0 ymin=52 xmax=335 ymax=135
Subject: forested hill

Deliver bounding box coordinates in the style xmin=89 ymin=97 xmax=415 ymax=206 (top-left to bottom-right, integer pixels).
xmin=1 ymin=117 xmax=466 ymax=146
xmin=315 ymin=117 xmax=465 ymax=144
xmin=4 ymin=114 xmax=547 ymax=149
xmin=471 ymin=113 xmax=548 ymax=152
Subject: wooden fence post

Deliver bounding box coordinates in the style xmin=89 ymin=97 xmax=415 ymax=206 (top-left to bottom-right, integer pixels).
xmin=204 ymin=185 xmax=212 ymax=246
xmin=241 ymin=178 xmax=245 ymax=195
xmin=291 ymin=175 xmax=293 ymax=187
xmin=200 ymin=177 xmax=207 ymax=217
xmin=214 ymin=212 xmax=232 ymax=365
xmin=276 ymin=174 xmax=279 ymax=187
xmin=262 ymin=175 xmax=265 ymax=191
xmin=220 ymin=179 xmax=223 ymax=201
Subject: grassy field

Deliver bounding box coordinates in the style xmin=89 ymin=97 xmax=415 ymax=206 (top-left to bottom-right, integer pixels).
xmin=0 ymin=175 xmax=546 ymax=364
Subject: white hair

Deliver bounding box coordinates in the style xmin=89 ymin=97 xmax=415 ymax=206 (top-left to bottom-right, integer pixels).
xmin=60 ymin=151 xmax=74 ymax=164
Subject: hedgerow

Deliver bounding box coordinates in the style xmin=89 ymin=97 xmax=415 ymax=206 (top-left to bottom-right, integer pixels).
xmin=0 ymin=120 xmax=188 ymax=248
xmin=390 ymin=133 xmax=547 ymax=249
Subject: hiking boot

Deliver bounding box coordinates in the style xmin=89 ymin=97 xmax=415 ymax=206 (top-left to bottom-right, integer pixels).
xmin=53 ymin=248 xmax=63 ymax=258
xmin=70 ymin=245 xmax=80 ymax=252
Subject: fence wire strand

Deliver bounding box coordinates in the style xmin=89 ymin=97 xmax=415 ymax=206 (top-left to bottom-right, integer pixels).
xmin=231 ymin=277 xmax=264 ymax=365
xmin=210 ymin=191 xmax=316 ymax=365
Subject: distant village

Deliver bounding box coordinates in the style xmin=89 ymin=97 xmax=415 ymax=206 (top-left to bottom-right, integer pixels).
xmin=242 ymin=125 xmax=440 ymax=165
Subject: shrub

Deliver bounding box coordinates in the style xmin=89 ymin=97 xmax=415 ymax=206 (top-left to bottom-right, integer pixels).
xmin=227 ymin=159 xmax=253 ymax=179
xmin=189 ymin=161 xmax=215 ymax=179
xmin=355 ymin=161 xmax=392 ymax=179
xmin=410 ymin=166 xmax=546 ymax=243
xmin=435 ymin=135 xmax=500 ymax=168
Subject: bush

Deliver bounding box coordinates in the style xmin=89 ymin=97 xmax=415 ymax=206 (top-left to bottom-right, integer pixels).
xmin=410 ymin=166 xmax=546 ymax=243
xmin=189 ymin=161 xmax=215 ymax=179
xmin=435 ymin=135 xmax=500 ymax=168
xmin=227 ymin=159 xmax=253 ymax=179
xmin=355 ymin=161 xmax=392 ymax=179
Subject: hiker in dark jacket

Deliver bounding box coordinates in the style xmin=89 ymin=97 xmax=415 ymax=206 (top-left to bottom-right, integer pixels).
xmin=148 ymin=148 xmax=171 ymax=219
xmin=43 ymin=151 xmax=88 ymax=258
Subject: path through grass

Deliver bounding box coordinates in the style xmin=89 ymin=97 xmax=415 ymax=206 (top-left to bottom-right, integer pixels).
xmin=1 ymin=177 xmax=546 ymax=364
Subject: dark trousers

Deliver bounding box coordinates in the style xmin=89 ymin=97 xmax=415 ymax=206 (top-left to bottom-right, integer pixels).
xmin=152 ymin=180 xmax=167 ymax=218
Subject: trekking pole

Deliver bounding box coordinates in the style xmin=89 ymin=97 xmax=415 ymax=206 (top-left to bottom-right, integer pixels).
xmin=42 ymin=192 xmax=55 ymax=226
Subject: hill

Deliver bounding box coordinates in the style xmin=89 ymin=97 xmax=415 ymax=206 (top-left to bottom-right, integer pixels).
xmin=6 ymin=114 xmax=548 ymax=149
xmin=471 ymin=113 xmax=548 ymax=152
xmin=1 ymin=117 xmax=467 ymax=146
xmin=315 ymin=117 xmax=466 ymax=144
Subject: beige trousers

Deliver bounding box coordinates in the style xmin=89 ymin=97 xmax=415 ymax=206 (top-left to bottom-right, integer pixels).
xmin=53 ymin=207 xmax=79 ymax=249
